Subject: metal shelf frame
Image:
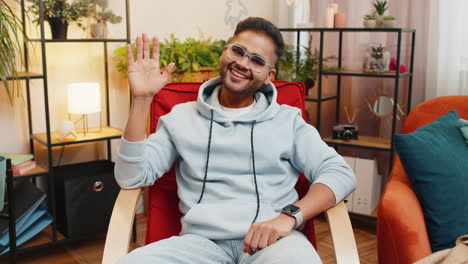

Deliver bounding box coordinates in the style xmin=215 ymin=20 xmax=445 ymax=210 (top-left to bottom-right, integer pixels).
xmin=4 ymin=0 xmax=131 ymax=262
xmin=278 ymin=27 xmax=416 ymax=174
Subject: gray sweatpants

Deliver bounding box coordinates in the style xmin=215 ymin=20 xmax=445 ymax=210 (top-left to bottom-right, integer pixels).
xmin=118 ymin=230 xmax=322 ymax=263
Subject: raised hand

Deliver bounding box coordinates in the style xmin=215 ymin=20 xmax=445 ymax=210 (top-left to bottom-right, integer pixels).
xmin=127 ymin=33 xmax=175 ymax=99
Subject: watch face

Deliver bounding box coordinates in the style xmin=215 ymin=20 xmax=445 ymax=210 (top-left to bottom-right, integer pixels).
xmin=283 ymin=204 xmax=300 ymax=215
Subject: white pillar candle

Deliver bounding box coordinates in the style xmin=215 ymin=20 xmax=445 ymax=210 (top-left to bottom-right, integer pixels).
xmin=328 ymin=3 xmax=339 ymax=14
xmin=324 ymin=7 xmax=334 ymax=28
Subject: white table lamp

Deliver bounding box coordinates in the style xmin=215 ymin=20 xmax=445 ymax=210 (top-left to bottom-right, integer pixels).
xmin=67 ymin=82 xmax=102 ymax=135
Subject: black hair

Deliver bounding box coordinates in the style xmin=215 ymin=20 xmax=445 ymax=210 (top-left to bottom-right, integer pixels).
xmin=233 ymin=17 xmax=284 ymax=60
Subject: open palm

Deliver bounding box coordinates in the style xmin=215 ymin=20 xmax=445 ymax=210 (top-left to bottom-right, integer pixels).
xmin=127 ymin=34 xmax=174 ymax=99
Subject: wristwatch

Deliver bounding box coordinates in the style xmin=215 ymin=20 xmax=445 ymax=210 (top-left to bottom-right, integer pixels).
xmin=281 ymin=204 xmax=303 ymax=229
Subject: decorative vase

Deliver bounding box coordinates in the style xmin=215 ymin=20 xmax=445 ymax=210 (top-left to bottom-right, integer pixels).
xmin=375 ymin=15 xmax=384 ymax=28
xmin=383 ymin=20 xmax=397 ymax=28
xmin=48 ymin=17 xmax=68 ymax=39
xmin=363 ymin=43 xmax=390 ymax=72
xmin=90 ymin=22 xmax=108 ymax=38
xmin=363 ymin=19 xmax=376 ymax=28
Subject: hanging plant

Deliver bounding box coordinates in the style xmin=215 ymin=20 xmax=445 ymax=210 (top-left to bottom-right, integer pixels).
xmin=0 ymin=0 xmax=27 ymax=104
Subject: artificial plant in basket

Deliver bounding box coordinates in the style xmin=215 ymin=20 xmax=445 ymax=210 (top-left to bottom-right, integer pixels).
xmin=27 ymin=0 xmax=94 ymax=39
xmin=88 ymin=0 xmax=122 ymax=38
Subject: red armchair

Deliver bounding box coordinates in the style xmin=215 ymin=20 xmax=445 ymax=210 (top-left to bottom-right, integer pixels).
xmin=377 ymin=95 xmax=468 ymax=264
xmin=103 ymin=81 xmax=359 ymax=264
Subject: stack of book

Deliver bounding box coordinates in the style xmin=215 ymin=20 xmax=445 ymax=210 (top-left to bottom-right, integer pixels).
xmin=0 ymin=180 xmax=52 ymax=255
xmin=0 ymin=153 xmax=36 ymax=175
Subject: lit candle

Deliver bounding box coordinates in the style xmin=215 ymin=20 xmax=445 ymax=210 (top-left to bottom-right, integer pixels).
xmin=328 ymin=3 xmax=339 ymax=14
xmin=334 ymin=12 xmax=346 ymax=28
xmin=324 ymin=7 xmax=334 ymax=28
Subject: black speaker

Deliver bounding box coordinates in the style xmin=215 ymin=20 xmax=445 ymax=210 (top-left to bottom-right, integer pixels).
xmin=54 ymin=160 xmax=119 ymax=239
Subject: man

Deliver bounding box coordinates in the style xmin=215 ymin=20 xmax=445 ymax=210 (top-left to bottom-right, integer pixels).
xmin=116 ymin=17 xmax=356 ymax=263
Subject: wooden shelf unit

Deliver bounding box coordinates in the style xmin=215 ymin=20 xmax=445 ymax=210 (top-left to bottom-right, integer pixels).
xmin=13 ymin=163 xmax=48 ymax=179
xmin=323 ymin=136 xmax=391 ymax=151
xmin=4 ymin=1 xmax=131 ymax=262
xmin=279 ymin=27 xmax=416 ymax=218
xmin=32 ymin=126 xmax=123 ymax=147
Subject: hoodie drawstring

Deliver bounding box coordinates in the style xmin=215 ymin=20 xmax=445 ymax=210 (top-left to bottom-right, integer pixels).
xmin=196 ymin=112 xmax=261 ymax=225
xmin=197 ymin=109 xmax=214 ymax=204
xmin=250 ymin=120 xmax=260 ymax=224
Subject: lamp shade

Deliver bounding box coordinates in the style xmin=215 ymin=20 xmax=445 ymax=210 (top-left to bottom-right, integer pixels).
xmin=67 ymin=82 xmax=101 ymax=114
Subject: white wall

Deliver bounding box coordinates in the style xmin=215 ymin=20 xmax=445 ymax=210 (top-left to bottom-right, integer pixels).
xmin=0 ymin=0 xmax=281 ymax=160
xmin=126 ymin=0 xmax=275 ymax=40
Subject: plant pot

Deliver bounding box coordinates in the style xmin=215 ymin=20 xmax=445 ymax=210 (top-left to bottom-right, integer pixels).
xmin=363 ymin=19 xmax=376 ymax=28
xmin=363 ymin=51 xmax=390 ymax=72
xmin=169 ymin=66 xmax=217 ymax=82
xmin=48 ymin=18 xmax=68 ymax=39
xmin=90 ymin=22 xmax=108 ymax=39
xmin=375 ymin=15 xmax=384 ymax=28
xmin=305 ymin=77 xmax=315 ymax=93
xmin=383 ymin=20 xmax=397 ymax=28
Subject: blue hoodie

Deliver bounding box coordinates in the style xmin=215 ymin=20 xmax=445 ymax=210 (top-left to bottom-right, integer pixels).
xmin=115 ymin=77 xmax=356 ymax=240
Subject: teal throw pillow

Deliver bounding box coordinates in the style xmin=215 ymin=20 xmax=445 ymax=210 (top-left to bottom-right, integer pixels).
xmin=459 ymin=118 xmax=468 ymax=144
xmin=394 ymin=109 xmax=468 ymax=252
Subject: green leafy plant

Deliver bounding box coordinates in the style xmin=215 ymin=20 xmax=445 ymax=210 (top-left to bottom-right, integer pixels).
xmin=363 ymin=13 xmax=376 ymax=20
xmin=383 ymin=16 xmax=395 ymax=20
xmin=373 ymin=0 xmax=388 ymax=16
xmin=277 ymin=44 xmax=338 ymax=88
xmin=370 ymin=44 xmax=386 ymax=59
xmin=89 ymin=0 xmax=122 ymax=24
xmin=26 ymin=0 xmax=94 ymax=29
xmin=1 ymin=0 xmax=28 ymax=104
xmin=114 ymin=34 xmax=227 ymax=81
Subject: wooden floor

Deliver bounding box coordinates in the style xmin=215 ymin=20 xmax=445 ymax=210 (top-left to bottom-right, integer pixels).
xmin=0 ymin=214 xmax=377 ymax=264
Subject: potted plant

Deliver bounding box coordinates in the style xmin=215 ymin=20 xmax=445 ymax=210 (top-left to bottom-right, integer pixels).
xmin=26 ymin=0 xmax=94 ymax=39
xmin=363 ymin=13 xmax=377 ymax=28
xmin=277 ymin=44 xmax=338 ymax=94
xmin=114 ymin=35 xmax=226 ymax=82
xmin=372 ymin=0 xmax=388 ymax=27
xmin=88 ymin=0 xmax=122 ymax=38
xmin=1 ymin=0 xmax=27 ymax=104
xmin=363 ymin=43 xmax=390 ymax=72
xmin=383 ymin=16 xmax=397 ymax=28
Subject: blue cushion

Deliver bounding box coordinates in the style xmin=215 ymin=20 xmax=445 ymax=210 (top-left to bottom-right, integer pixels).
xmin=394 ymin=109 xmax=468 ymax=252
xmin=459 ymin=118 xmax=468 ymax=144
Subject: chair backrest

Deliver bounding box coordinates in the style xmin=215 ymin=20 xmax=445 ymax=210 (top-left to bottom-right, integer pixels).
xmin=146 ymin=81 xmax=317 ymax=248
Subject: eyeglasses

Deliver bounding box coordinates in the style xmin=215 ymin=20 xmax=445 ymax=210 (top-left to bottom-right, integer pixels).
xmin=226 ymin=44 xmax=272 ymax=73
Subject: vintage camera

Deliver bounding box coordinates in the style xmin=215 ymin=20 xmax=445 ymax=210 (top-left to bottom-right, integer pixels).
xmin=332 ymin=124 xmax=359 ymax=140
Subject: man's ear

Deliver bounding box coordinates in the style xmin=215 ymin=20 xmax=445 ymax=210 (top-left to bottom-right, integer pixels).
xmin=265 ymin=68 xmax=277 ymax=84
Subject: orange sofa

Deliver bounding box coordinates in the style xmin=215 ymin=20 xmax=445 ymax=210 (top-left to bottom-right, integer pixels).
xmin=377 ymin=95 xmax=468 ymax=264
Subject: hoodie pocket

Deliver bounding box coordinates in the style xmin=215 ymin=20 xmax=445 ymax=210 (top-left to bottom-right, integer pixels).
xmin=180 ymin=199 xmax=278 ymax=239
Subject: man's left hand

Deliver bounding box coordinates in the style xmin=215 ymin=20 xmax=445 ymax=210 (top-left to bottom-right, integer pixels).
xmin=243 ymin=213 xmax=296 ymax=255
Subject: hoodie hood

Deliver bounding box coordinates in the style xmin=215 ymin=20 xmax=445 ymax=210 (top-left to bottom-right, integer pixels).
xmin=196 ymin=77 xmax=281 ymax=123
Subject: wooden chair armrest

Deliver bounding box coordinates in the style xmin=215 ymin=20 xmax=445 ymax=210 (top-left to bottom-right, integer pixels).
xmin=325 ymin=200 xmax=360 ymax=264
xmin=102 ymin=188 xmax=142 ymax=264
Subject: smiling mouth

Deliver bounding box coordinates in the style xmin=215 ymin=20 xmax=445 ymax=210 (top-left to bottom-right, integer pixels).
xmin=229 ymin=66 xmax=250 ymax=80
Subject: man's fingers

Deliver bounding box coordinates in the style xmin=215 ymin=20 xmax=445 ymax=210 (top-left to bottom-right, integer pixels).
xmin=135 ymin=35 xmax=143 ymax=61
xmin=249 ymin=229 xmax=262 ymax=253
xmin=152 ymin=37 xmax=160 ymax=63
xmin=243 ymin=226 xmax=255 ymax=255
xmin=268 ymin=233 xmax=278 ymax=246
xmin=258 ymin=231 xmax=272 ymax=249
xmin=161 ymin=62 xmax=175 ymax=82
xmin=142 ymin=33 xmax=150 ymax=60
xmin=126 ymin=44 xmax=134 ymax=67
